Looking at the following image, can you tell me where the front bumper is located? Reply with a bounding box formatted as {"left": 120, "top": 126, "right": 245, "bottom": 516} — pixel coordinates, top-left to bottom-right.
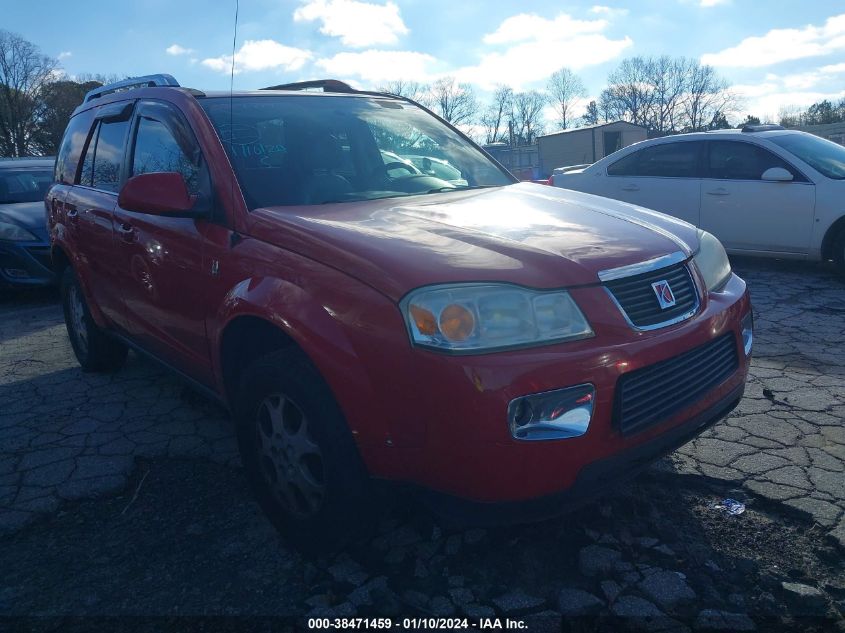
{"left": 377, "top": 272, "right": 751, "bottom": 502}
{"left": 0, "top": 239, "right": 55, "bottom": 287}
{"left": 425, "top": 381, "right": 744, "bottom": 525}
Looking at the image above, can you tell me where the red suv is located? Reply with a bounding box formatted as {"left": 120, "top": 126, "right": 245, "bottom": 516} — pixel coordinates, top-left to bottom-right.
{"left": 48, "top": 75, "right": 752, "bottom": 547}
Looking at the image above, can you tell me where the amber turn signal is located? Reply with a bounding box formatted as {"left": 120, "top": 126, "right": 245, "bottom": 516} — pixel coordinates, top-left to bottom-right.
{"left": 409, "top": 304, "right": 437, "bottom": 336}
{"left": 439, "top": 304, "right": 475, "bottom": 342}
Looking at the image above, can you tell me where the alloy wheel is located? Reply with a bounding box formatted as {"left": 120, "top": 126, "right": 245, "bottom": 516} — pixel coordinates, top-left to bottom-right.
{"left": 255, "top": 393, "right": 326, "bottom": 519}
{"left": 68, "top": 283, "right": 88, "bottom": 355}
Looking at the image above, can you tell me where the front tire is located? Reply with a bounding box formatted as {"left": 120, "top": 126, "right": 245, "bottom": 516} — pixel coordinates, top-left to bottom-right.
{"left": 235, "top": 349, "right": 374, "bottom": 551}
{"left": 833, "top": 228, "right": 845, "bottom": 275}
{"left": 61, "top": 267, "right": 127, "bottom": 372}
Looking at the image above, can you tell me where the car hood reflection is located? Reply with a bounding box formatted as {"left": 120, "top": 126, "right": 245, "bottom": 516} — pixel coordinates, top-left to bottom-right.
{"left": 250, "top": 183, "right": 700, "bottom": 300}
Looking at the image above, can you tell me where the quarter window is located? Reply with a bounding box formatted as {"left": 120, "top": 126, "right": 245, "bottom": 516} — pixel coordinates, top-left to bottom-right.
{"left": 607, "top": 142, "right": 703, "bottom": 178}
{"left": 55, "top": 112, "right": 95, "bottom": 185}
{"left": 707, "top": 141, "right": 801, "bottom": 181}
{"left": 78, "top": 125, "right": 97, "bottom": 187}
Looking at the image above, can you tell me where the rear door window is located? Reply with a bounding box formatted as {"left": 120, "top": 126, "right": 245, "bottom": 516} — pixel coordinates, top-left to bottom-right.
{"left": 92, "top": 120, "right": 129, "bottom": 192}
{"left": 608, "top": 142, "right": 704, "bottom": 178}
{"left": 77, "top": 119, "right": 130, "bottom": 192}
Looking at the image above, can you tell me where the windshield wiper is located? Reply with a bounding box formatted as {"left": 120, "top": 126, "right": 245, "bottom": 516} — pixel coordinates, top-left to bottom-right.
{"left": 426, "top": 184, "right": 503, "bottom": 194}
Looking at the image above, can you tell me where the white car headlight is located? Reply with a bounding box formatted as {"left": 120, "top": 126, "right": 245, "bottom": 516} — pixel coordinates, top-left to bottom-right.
{"left": 0, "top": 220, "right": 37, "bottom": 242}
{"left": 693, "top": 230, "right": 731, "bottom": 292}
{"left": 401, "top": 283, "right": 593, "bottom": 353}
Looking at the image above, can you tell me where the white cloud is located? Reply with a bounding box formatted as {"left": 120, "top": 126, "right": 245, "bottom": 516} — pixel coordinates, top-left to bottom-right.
{"left": 201, "top": 39, "right": 312, "bottom": 74}
{"left": 315, "top": 50, "right": 436, "bottom": 83}
{"left": 483, "top": 13, "right": 607, "bottom": 45}
{"left": 589, "top": 5, "right": 629, "bottom": 18}
{"left": 731, "top": 82, "right": 781, "bottom": 99}
{"left": 820, "top": 62, "right": 845, "bottom": 74}
{"left": 750, "top": 90, "right": 845, "bottom": 120}
{"left": 293, "top": 0, "right": 408, "bottom": 47}
{"left": 734, "top": 73, "right": 845, "bottom": 119}
{"left": 57, "top": 51, "right": 72, "bottom": 60}
{"left": 702, "top": 13, "right": 845, "bottom": 67}
{"left": 750, "top": 62, "right": 845, "bottom": 94}
{"left": 461, "top": 12, "right": 632, "bottom": 90}
{"left": 699, "top": 0, "right": 729, "bottom": 7}
{"left": 166, "top": 44, "right": 194, "bottom": 56}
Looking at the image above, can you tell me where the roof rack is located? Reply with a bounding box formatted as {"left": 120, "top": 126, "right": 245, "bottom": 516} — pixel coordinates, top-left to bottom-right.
{"left": 260, "top": 79, "right": 355, "bottom": 93}
{"left": 84, "top": 74, "right": 180, "bottom": 103}
{"left": 741, "top": 123, "right": 785, "bottom": 133}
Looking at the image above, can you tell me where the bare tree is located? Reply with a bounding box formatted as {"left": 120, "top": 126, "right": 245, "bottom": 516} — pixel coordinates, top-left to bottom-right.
{"left": 0, "top": 30, "right": 58, "bottom": 156}
{"left": 682, "top": 62, "right": 739, "bottom": 132}
{"left": 599, "top": 56, "right": 737, "bottom": 133}
{"left": 511, "top": 91, "right": 546, "bottom": 145}
{"left": 377, "top": 79, "right": 428, "bottom": 104}
{"left": 649, "top": 56, "right": 687, "bottom": 133}
{"left": 480, "top": 84, "right": 513, "bottom": 144}
{"left": 602, "top": 57, "right": 656, "bottom": 128}
{"left": 547, "top": 68, "right": 586, "bottom": 130}
{"left": 427, "top": 77, "right": 478, "bottom": 127}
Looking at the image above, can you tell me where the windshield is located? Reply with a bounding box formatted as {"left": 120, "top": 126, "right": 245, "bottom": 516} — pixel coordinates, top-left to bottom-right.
{"left": 768, "top": 133, "right": 845, "bottom": 180}
{"left": 199, "top": 95, "right": 512, "bottom": 208}
{"left": 0, "top": 169, "right": 53, "bottom": 204}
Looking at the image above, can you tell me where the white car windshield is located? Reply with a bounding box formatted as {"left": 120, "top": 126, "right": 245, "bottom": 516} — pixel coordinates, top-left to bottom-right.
{"left": 768, "top": 133, "right": 845, "bottom": 180}
{"left": 200, "top": 95, "right": 513, "bottom": 208}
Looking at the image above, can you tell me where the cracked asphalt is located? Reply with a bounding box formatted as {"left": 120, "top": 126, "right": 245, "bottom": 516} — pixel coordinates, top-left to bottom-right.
{"left": 1, "top": 257, "right": 843, "bottom": 630}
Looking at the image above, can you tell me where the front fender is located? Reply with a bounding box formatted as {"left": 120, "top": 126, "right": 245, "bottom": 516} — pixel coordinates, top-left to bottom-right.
{"left": 210, "top": 270, "right": 422, "bottom": 482}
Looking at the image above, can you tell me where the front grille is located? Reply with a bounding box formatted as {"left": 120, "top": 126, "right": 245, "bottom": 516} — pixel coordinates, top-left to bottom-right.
{"left": 605, "top": 262, "right": 698, "bottom": 328}
{"left": 614, "top": 333, "right": 739, "bottom": 436}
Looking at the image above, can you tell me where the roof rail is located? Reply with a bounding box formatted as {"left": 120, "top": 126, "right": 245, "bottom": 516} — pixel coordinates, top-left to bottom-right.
{"left": 261, "top": 79, "right": 355, "bottom": 93}
{"left": 84, "top": 74, "right": 180, "bottom": 103}
{"left": 741, "top": 123, "right": 785, "bottom": 133}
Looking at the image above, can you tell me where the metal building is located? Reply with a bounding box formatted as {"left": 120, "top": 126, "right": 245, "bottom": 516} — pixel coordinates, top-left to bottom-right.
{"left": 538, "top": 121, "right": 647, "bottom": 176}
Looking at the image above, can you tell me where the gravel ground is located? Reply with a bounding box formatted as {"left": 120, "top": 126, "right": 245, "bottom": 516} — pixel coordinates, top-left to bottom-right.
{"left": 1, "top": 257, "right": 844, "bottom": 631}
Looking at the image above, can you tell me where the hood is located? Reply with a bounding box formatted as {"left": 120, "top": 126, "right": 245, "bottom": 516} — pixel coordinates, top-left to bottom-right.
{"left": 248, "top": 183, "right": 700, "bottom": 301}
{"left": 0, "top": 201, "right": 48, "bottom": 237}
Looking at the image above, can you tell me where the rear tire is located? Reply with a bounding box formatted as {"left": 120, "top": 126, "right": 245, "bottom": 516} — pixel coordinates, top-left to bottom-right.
{"left": 234, "top": 348, "right": 375, "bottom": 552}
{"left": 61, "top": 267, "right": 127, "bottom": 372}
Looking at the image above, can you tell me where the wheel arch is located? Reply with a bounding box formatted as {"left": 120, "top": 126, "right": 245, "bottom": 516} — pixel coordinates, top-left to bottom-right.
{"left": 51, "top": 243, "right": 72, "bottom": 278}
{"left": 821, "top": 214, "right": 845, "bottom": 262}
{"left": 218, "top": 313, "right": 299, "bottom": 406}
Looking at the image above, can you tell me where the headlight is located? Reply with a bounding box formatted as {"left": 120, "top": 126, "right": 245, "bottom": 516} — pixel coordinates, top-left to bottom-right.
{"left": 0, "top": 220, "right": 37, "bottom": 242}
{"left": 693, "top": 230, "right": 731, "bottom": 292}
{"left": 401, "top": 283, "right": 593, "bottom": 353}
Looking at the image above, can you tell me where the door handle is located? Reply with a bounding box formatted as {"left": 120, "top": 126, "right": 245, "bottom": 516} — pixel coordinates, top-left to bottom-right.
{"left": 66, "top": 204, "right": 78, "bottom": 221}
{"left": 621, "top": 184, "right": 640, "bottom": 192}
{"left": 117, "top": 222, "right": 135, "bottom": 243}
{"left": 706, "top": 188, "right": 730, "bottom": 196}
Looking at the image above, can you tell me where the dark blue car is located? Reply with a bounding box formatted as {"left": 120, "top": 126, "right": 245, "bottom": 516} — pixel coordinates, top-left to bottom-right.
{"left": 0, "top": 157, "right": 55, "bottom": 288}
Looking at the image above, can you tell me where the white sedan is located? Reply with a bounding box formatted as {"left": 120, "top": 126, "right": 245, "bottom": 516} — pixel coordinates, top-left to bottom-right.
{"left": 551, "top": 125, "right": 845, "bottom": 272}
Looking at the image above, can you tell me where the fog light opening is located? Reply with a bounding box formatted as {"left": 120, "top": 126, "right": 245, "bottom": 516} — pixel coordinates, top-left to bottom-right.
{"left": 508, "top": 384, "right": 595, "bottom": 441}
{"left": 741, "top": 312, "right": 753, "bottom": 357}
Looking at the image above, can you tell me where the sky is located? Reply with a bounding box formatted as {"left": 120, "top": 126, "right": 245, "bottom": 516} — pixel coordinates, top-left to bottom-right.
{"left": 4, "top": 0, "right": 845, "bottom": 124}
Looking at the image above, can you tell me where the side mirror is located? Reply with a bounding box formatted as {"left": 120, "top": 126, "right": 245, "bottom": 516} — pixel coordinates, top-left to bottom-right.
{"left": 118, "top": 172, "right": 195, "bottom": 215}
{"left": 761, "top": 167, "right": 794, "bottom": 182}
